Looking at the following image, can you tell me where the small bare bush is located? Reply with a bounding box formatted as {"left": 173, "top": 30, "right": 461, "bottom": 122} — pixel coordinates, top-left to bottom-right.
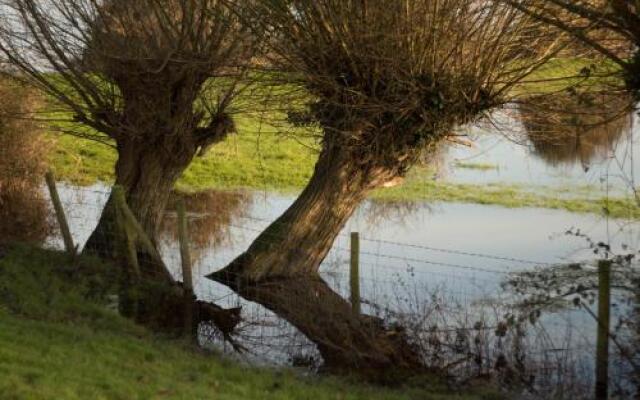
{"left": 0, "top": 77, "right": 52, "bottom": 244}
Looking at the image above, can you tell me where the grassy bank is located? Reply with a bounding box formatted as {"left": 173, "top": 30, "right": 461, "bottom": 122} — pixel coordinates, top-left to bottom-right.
{"left": 0, "top": 244, "right": 499, "bottom": 400}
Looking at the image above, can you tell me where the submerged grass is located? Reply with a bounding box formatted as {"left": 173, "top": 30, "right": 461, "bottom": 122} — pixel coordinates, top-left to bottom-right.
{"left": 0, "top": 244, "right": 500, "bottom": 400}
{"left": 51, "top": 130, "right": 640, "bottom": 219}
{"left": 452, "top": 162, "right": 498, "bottom": 171}
{"left": 375, "top": 176, "right": 640, "bottom": 219}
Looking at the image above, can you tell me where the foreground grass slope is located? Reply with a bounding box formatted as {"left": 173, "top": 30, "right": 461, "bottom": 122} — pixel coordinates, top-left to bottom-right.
{"left": 0, "top": 245, "right": 499, "bottom": 400}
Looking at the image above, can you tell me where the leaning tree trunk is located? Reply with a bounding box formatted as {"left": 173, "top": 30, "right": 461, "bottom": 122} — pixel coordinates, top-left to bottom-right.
{"left": 83, "top": 135, "right": 244, "bottom": 336}
{"left": 208, "top": 142, "right": 401, "bottom": 284}
{"left": 207, "top": 135, "right": 422, "bottom": 372}
{"left": 222, "top": 274, "right": 425, "bottom": 380}
{"left": 84, "top": 136, "right": 195, "bottom": 278}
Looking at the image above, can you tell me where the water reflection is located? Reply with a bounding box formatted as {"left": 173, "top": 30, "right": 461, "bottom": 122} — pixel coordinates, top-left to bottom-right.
{"left": 519, "top": 92, "right": 634, "bottom": 170}
{"left": 446, "top": 98, "right": 638, "bottom": 192}
{"left": 161, "top": 190, "right": 252, "bottom": 261}
{"left": 212, "top": 274, "right": 424, "bottom": 379}
{"left": 362, "top": 199, "right": 422, "bottom": 227}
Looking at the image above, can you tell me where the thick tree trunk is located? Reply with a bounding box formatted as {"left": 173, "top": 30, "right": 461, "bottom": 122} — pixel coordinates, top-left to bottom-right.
{"left": 220, "top": 275, "right": 424, "bottom": 380}
{"left": 81, "top": 135, "right": 246, "bottom": 338}
{"left": 208, "top": 143, "right": 399, "bottom": 283}
{"left": 204, "top": 134, "right": 424, "bottom": 373}
{"left": 84, "top": 137, "right": 195, "bottom": 279}
{"left": 206, "top": 142, "right": 421, "bottom": 377}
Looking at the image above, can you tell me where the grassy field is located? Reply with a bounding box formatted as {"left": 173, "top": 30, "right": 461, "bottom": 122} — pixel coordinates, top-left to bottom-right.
{"left": 50, "top": 118, "right": 640, "bottom": 219}
{"left": 0, "top": 244, "right": 500, "bottom": 400}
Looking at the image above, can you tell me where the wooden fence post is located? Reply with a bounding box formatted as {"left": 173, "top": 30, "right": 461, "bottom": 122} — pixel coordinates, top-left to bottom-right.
{"left": 177, "top": 198, "right": 194, "bottom": 336}
{"left": 350, "top": 232, "right": 361, "bottom": 314}
{"left": 111, "top": 186, "right": 140, "bottom": 318}
{"left": 45, "top": 171, "right": 75, "bottom": 255}
{"left": 112, "top": 186, "right": 140, "bottom": 279}
{"left": 112, "top": 191, "right": 174, "bottom": 284}
{"left": 595, "top": 259, "right": 611, "bottom": 400}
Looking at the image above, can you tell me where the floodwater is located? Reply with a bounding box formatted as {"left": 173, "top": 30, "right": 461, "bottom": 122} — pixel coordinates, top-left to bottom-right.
{"left": 40, "top": 97, "right": 640, "bottom": 396}
{"left": 445, "top": 103, "right": 640, "bottom": 197}
{"left": 47, "top": 183, "right": 639, "bottom": 392}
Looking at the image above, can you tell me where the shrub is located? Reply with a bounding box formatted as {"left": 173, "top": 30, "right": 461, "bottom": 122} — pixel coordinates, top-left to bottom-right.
{"left": 0, "top": 77, "right": 53, "bottom": 244}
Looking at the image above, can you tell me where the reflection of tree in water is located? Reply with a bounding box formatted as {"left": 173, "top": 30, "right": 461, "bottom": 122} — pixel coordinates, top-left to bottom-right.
{"left": 362, "top": 199, "right": 422, "bottom": 228}
{"left": 0, "top": 78, "right": 53, "bottom": 245}
{"left": 519, "top": 91, "right": 633, "bottom": 170}
{"left": 502, "top": 254, "right": 640, "bottom": 397}
{"left": 162, "top": 190, "right": 252, "bottom": 260}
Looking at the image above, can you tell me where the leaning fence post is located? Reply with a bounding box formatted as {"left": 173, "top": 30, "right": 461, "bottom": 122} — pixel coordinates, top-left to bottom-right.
{"left": 177, "top": 198, "right": 194, "bottom": 336}
{"left": 45, "top": 171, "right": 75, "bottom": 255}
{"left": 350, "top": 232, "right": 361, "bottom": 314}
{"left": 595, "top": 259, "right": 612, "bottom": 400}
{"left": 112, "top": 186, "right": 140, "bottom": 279}
{"left": 112, "top": 185, "right": 140, "bottom": 319}
{"left": 115, "top": 193, "right": 174, "bottom": 284}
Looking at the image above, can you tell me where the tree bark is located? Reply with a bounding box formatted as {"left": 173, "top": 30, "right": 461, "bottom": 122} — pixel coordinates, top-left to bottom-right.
{"left": 80, "top": 130, "right": 247, "bottom": 339}
{"left": 205, "top": 140, "right": 422, "bottom": 377}
{"left": 208, "top": 142, "right": 400, "bottom": 283}
{"left": 218, "top": 274, "right": 424, "bottom": 380}
{"left": 82, "top": 69, "right": 233, "bottom": 274}
{"left": 84, "top": 136, "right": 195, "bottom": 279}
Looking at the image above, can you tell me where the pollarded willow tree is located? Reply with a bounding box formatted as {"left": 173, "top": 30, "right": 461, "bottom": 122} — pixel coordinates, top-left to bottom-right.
{"left": 0, "top": 0, "right": 254, "bottom": 268}
{"left": 210, "top": 0, "right": 564, "bottom": 286}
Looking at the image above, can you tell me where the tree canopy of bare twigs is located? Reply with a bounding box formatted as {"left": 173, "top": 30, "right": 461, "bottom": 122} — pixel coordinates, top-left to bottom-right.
{"left": 252, "top": 0, "right": 564, "bottom": 173}
{"left": 0, "top": 0, "right": 252, "bottom": 145}
{"left": 501, "top": 0, "right": 640, "bottom": 98}
{"left": 0, "top": 0, "right": 256, "bottom": 261}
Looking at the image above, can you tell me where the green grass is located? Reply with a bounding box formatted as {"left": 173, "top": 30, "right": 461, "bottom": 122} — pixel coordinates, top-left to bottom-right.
{"left": 0, "top": 244, "right": 499, "bottom": 400}
{"left": 50, "top": 130, "right": 640, "bottom": 219}
{"left": 50, "top": 111, "right": 320, "bottom": 191}
{"left": 516, "top": 57, "right": 624, "bottom": 94}
{"left": 375, "top": 176, "right": 640, "bottom": 219}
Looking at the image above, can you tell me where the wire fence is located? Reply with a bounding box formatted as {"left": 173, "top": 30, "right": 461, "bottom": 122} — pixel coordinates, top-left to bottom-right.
{"left": 4, "top": 179, "right": 639, "bottom": 399}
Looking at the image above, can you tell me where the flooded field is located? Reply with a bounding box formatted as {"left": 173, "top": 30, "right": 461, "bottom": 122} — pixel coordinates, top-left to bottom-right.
{"left": 39, "top": 100, "right": 640, "bottom": 397}
{"left": 45, "top": 182, "right": 639, "bottom": 395}
{"left": 445, "top": 104, "right": 640, "bottom": 197}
